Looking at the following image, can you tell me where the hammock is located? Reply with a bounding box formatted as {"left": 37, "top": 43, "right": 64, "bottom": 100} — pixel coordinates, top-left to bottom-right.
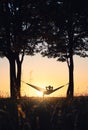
{"left": 22, "top": 81, "right": 68, "bottom": 95}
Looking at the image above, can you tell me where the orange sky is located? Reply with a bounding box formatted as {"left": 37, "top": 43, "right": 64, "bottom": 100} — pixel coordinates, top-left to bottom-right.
{"left": 0, "top": 54, "right": 88, "bottom": 97}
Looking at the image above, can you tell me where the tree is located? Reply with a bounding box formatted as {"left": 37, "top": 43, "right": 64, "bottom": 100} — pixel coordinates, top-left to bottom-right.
{"left": 0, "top": 0, "right": 42, "bottom": 99}
{"left": 39, "top": 0, "right": 88, "bottom": 97}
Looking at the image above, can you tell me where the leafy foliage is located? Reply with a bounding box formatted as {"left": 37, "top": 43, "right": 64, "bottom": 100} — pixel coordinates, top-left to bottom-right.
{"left": 0, "top": 0, "right": 43, "bottom": 58}
{"left": 40, "top": 0, "right": 88, "bottom": 60}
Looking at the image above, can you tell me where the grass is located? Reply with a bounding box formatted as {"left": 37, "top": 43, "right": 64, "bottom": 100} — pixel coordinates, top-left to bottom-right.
{"left": 0, "top": 96, "right": 88, "bottom": 130}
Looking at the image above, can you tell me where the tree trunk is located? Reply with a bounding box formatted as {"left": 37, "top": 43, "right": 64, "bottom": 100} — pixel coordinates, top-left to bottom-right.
{"left": 15, "top": 53, "right": 24, "bottom": 98}
{"left": 9, "top": 58, "right": 17, "bottom": 99}
{"left": 67, "top": 16, "right": 74, "bottom": 98}
{"left": 16, "top": 59, "right": 22, "bottom": 98}
{"left": 67, "top": 55, "right": 74, "bottom": 98}
{"left": 8, "top": 52, "right": 24, "bottom": 99}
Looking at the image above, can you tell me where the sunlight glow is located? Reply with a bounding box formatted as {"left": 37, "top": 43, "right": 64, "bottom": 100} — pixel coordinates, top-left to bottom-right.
{"left": 0, "top": 54, "right": 88, "bottom": 97}
{"left": 37, "top": 91, "right": 43, "bottom": 97}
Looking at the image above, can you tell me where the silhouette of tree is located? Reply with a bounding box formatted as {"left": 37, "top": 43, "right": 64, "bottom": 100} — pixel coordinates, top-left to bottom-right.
{"left": 0, "top": 0, "right": 43, "bottom": 99}
{"left": 40, "top": 0, "right": 88, "bottom": 97}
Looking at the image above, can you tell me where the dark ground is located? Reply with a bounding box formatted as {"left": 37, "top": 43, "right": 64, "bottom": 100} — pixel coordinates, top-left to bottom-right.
{"left": 0, "top": 96, "right": 88, "bottom": 130}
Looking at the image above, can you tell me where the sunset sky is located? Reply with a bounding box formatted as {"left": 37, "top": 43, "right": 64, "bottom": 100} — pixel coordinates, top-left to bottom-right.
{"left": 0, "top": 54, "right": 88, "bottom": 97}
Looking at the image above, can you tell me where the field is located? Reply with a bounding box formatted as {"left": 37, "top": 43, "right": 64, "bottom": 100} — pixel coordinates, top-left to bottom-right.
{"left": 0, "top": 96, "right": 88, "bottom": 130}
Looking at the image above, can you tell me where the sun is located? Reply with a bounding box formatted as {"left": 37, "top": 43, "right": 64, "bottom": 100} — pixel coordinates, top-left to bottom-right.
{"left": 37, "top": 91, "right": 43, "bottom": 97}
